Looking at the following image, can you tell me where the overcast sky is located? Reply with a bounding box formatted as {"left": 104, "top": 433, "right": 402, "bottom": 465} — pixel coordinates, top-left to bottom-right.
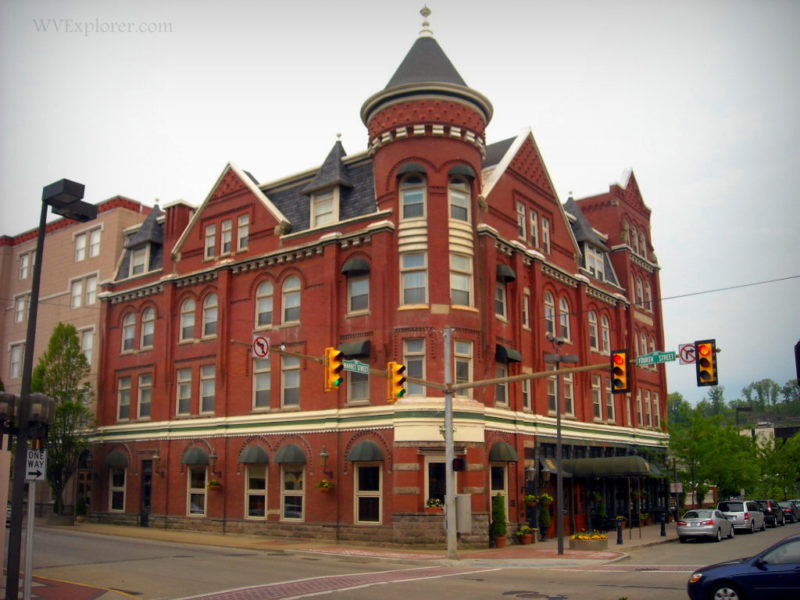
{"left": 2, "top": 0, "right": 798, "bottom": 405}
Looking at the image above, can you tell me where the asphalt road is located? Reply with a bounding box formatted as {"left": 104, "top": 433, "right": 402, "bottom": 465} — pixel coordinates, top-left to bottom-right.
{"left": 22, "top": 521, "right": 800, "bottom": 600}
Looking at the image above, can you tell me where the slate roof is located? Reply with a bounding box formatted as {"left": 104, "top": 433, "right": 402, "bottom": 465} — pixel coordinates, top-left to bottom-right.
{"left": 564, "top": 197, "right": 608, "bottom": 251}
{"left": 483, "top": 137, "right": 515, "bottom": 169}
{"left": 300, "top": 140, "right": 353, "bottom": 194}
{"left": 124, "top": 205, "right": 164, "bottom": 248}
{"left": 116, "top": 205, "right": 164, "bottom": 280}
{"left": 385, "top": 36, "right": 467, "bottom": 88}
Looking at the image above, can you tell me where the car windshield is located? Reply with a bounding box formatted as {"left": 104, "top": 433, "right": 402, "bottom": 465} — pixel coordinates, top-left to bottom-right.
{"left": 718, "top": 502, "right": 743, "bottom": 512}
{"left": 779, "top": 502, "right": 793, "bottom": 508}
{"left": 683, "top": 510, "right": 712, "bottom": 519}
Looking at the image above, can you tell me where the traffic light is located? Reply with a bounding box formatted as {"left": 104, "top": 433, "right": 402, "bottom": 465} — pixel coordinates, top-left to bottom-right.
{"left": 386, "top": 361, "right": 407, "bottom": 402}
{"left": 452, "top": 457, "right": 466, "bottom": 472}
{"left": 323, "top": 346, "right": 344, "bottom": 391}
{"left": 695, "top": 339, "right": 718, "bottom": 387}
{"left": 610, "top": 349, "right": 630, "bottom": 394}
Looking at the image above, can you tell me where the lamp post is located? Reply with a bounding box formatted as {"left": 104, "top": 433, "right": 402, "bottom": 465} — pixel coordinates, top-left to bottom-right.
{"left": 5, "top": 179, "right": 96, "bottom": 600}
{"left": 544, "top": 336, "right": 578, "bottom": 556}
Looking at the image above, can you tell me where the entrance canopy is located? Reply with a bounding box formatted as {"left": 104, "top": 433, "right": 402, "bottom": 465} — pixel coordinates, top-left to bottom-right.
{"left": 561, "top": 456, "right": 662, "bottom": 477}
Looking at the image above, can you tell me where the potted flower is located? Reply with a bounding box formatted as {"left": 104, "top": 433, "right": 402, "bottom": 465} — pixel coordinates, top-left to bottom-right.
{"left": 569, "top": 530, "right": 608, "bottom": 551}
{"left": 490, "top": 494, "right": 508, "bottom": 548}
{"left": 207, "top": 479, "right": 222, "bottom": 490}
{"left": 538, "top": 492, "right": 553, "bottom": 505}
{"left": 523, "top": 494, "right": 538, "bottom": 507}
{"left": 639, "top": 512, "right": 650, "bottom": 525}
{"left": 590, "top": 491, "right": 603, "bottom": 504}
{"left": 538, "top": 501, "right": 551, "bottom": 540}
{"left": 517, "top": 524, "right": 534, "bottom": 545}
{"left": 315, "top": 479, "right": 335, "bottom": 492}
{"left": 425, "top": 498, "right": 444, "bottom": 513}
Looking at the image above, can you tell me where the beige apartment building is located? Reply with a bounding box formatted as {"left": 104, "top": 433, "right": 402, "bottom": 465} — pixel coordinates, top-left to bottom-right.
{"left": 1, "top": 196, "right": 151, "bottom": 401}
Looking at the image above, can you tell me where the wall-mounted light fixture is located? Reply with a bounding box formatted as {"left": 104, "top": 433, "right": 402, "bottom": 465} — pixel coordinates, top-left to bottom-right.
{"left": 319, "top": 446, "right": 333, "bottom": 479}
{"left": 208, "top": 451, "right": 221, "bottom": 476}
{"left": 152, "top": 451, "right": 165, "bottom": 477}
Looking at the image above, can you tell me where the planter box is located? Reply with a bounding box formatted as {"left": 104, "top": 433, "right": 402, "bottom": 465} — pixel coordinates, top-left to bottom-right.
{"left": 568, "top": 537, "right": 608, "bottom": 551}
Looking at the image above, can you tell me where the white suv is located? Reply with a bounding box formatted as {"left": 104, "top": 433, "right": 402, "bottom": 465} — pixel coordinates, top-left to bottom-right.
{"left": 717, "top": 500, "right": 765, "bottom": 533}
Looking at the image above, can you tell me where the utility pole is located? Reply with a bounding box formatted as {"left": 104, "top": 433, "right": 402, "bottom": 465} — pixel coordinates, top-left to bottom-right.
{"left": 443, "top": 328, "right": 457, "bottom": 559}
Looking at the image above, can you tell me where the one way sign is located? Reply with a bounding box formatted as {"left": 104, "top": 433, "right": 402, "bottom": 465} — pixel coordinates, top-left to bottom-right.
{"left": 26, "top": 449, "right": 47, "bottom": 481}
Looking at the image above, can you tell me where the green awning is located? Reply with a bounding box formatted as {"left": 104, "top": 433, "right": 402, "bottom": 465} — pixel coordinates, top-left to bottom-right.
{"left": 561, "top": 456, "right": 662, "bottom": 477}
{"left": 181, "top": 447, "right": 209, "bottom": 466}
{"left": 348, "top": 440, "right": 384, "bottom": 462}
{"left": 341, "top": 257, "right": 370, "bottom": 276}
{"left": 489, "top": 441, "right": 518, "bottom": 462}
{"left": 496, "top": 264, "right": 516, "bottom": 282}
{"left": 449, "top": 164, "right": 476, "bottom": 178}
{"left": 397, "top": 162, "right": 426, "bottom": 175}
{"left": 539, "top": 457, "right": 572, "bottom": 477}
{"left": 104, "top": 450, "right": 129, "bottom": 468}
{"left": 339, "top": 340, "right": 371, "bottom": 357}
{"left": 275, "top": 443, "right": 306, "bottom": 464}
{"left": 239, "top": 445, "right": 269, "bottom": 464}
{"left": 495, "top": 344, "right": 522, "bottom": 363}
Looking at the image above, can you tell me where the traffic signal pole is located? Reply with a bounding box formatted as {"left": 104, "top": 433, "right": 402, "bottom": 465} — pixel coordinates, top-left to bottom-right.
{"left": 442, "top": 328, "right": 457, "bottom": 559}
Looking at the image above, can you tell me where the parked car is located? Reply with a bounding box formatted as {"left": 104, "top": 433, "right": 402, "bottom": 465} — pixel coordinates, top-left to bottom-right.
{"left": 687, "top": 533, "right": 800, "bottom": 600}
{"left": 717, "top": 500, "right": 765, "bottom": 533}
{"left": 756, "top": 499, "right": 786, "bottom": 527}
{"left": 779, "top": 501, "right": 800, "bottom": 523}
{"left": 677, "top": 508, "right": 734, "bottom": 543}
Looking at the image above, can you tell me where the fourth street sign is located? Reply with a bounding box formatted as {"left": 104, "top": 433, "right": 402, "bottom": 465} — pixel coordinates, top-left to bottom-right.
{"left": 635, "top": 351, "right": 677, "bottom": 367}
{"left": 26, "top": 448, "right": 47, "bottom": 481}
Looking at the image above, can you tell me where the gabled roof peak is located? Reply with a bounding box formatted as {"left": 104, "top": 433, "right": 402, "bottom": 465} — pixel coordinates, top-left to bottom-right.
{"left": 301, "top": 136, "right": 353, "bottom": 194}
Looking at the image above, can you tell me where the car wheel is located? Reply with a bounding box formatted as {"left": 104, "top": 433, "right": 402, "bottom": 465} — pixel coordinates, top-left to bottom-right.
{"left": 750, "top": 521, "right": 755, "bottom": 533}
{"left": 728, "top": 526, "right": 734, "bottom": 539}
{"left": 715, "top": 528, "right": 722, "bottom": 542}
{"left": 761, "top": 520, "right": 766, "bottom": 531}
{"left": 710, "top": 582, "right": 742, "bottom": 600}
{"left": 679, "top": 536, "right": 687, "bottom": 543}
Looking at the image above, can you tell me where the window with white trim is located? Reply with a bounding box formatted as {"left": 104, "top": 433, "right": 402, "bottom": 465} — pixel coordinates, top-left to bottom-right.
{"left": 188, "top": 466, "right": 206, "bottom": 516}
{"left": 454, "top": 340, "right": 472, "bottom": 398}
{"left": 256, "top": 281, "right": 273, "bottom": 326}
{"left": 522, "top": 376, "right": 531, "bottom": 410}
{"left": 18, "top": 251, "right": 32, "bottom": 279}
{"left": 204, "top": 224, "right": 216, "bottom": 259}
{"left": 601, "top": 315, "right": 610, "bottom": 354}
{"left": 282, "top": 276, "right": 301, "bottom": 323}
{"left": 281, "top": 355, "right": 300, "bottom": 407}
{"left": 89, "top": 227, "right": 101, "bottom": 257}
{"left": 180, "top": 298, "right": 196, "bottom": 341}
{"left": 558, "top": 297, "right": 571, "bottom": 340}
{"left": 449, "top": 177, "right": 470, "bottom": 222}
{"left": 70, "top": 279, "right": 83, "bottom": 308}
{"left": 450, "top": 253, "right": 472, "bottom": 306}
{"left": 130, "top": 247, "right": 147, "bottom": 276}
{"left": 221, "top": 219, "right": 233, "bottom": 254}
{"left": 176, "top": 367, "right": 192, "bottom": 415}
{"left": 495, "top": 362, "right": 508, "bottom": 405}
{"left": 635, "top": 277, "right": 644, "bottom": 307}
{"left": 246, "top": 464, "right": 267, "bottom": 518}
{"left": 253, "top": 357, "right": 271, "bottom": 409}
{"left": 311, "top": 189, "right": 336, "bottom": 227}
{"left": 547, "top": 364, "right": 557, "bottom": 412}
{"left": 69, "top": 275, "right": 97, "bottom": 308}
{"left": 495, "top": 280, "right": 507, "bottom": 319}
{"left": 644, "top": 282, "right": 653, "bottom": 311}
{"left": 653, "top": 393, "right": 661, "bottom": 428}
{"left": 237, "top": 214, "right": 250, "bottom": 251}
{"left": 522, "top": 290, "right": 531, "bottom": 329}
{"left": 544, "top": 292, "right": 555, "bottom": 337}
{"left": 516, "top": 201, "right": 526, "bottom": 239}
{"left": 529, "top": 210, "right": 539, "bottom": 247}
{"left": 281, "top": 465, "right": 304, "bottom": 520}
{"left": 605, "top": 378, "right": 615, "bottom": 422}
{"left": 200, "top": 365, "right": 215, "bottom": 413}
{"left": 140, "top": 307, "right": 155, "bottom": 348}
{"left": 355, "top": 464, "right": 381, "bottom": 523}
{"left": 542, "top": 217, "right": 551, "bottom": 253}
{"left": 645, "top": 390, "right": 652, "bottom": 427}
{"left": 75, "top": 231, "right": 87, "bottom": 261}
{"left": 203, "top": 294, "right": 218, "bottom": 336}
{"left": 404, "top": 338, "right": 425, "bottom": 396}
{"left": 400, "top": 174, "right": 425, "bottom": 219}
{"left": 138, "top": 373, "right": 152, "bottom": 419}
{"left": 109, "top": 467, "right": 126, "bottom": 511}
{"left": 588, "top": 311, "right": 598, "bottom": 350}
{"left": 585, "top": 245, "right": 605, "bottom": 280}
{"left": 117, "top": 376, "right": 131, "bottom": 420}
{"left": 9, "top": 344, "right": 23, "bottom": 379}
{"left": 348, "top": 275, "right": 369, "bottom": 313}
{"left": 14, "top": 295, "right": 27, "bottom": 323}
{"left": 592, "top": 375, "right": 602, "bottom": 420}
{"left": 636, "top": 390, "right": 643, "bottom": 426}
{"left": 80, "top": 329, "right": 93, "bottom": 364}
{"left": 348, "top": 369, "right": 369, "bottom": 403}
{"left": 400, "top": 252, "right": 427, "bottom": 305}
{"left": 564, "top": 372, "right": 574, "bottom": 415}
{"left": 121, "top": 313, "right": 135, "bottom": 352}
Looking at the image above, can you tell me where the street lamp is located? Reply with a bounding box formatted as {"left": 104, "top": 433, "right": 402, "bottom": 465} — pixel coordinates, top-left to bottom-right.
{"left": 5, "top": 179, "right": 96, "bottom": 600}
{"left": 544, "top": 336, "right": 578, "bottom": 556}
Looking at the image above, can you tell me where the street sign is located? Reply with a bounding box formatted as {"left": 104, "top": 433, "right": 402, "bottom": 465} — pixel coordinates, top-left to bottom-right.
{"left": 26, "top": 449, "right": 47, "bottom": 481}
{"left": 678, "top": 343, "right": 697, "bottom": 364}
{"left": 343, "top": 359, "right": 369, "bottom": 375}
{"left": 252, "top": 335, "right": 270, "bottom": 359}
{"left": 635, "top": 351, "right": 677, "bottom": 366}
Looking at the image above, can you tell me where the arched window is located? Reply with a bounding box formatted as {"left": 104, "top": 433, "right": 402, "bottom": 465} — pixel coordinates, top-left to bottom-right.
{"left": 282, "top": 276, "right": 301, "bottom": 323}
{"left": 640, "top": 332, "right": 648, "bottom": 358}
{"left": 544, "top": 292, "right": 555, "bottom": 337}
{"left": 256, "top": 281, "right": 273, "bottom": 327}
{"left": 559, "top": 297, "right": 571, "bottom": 340}
{"left": 635, "top": 277, "right": 644, "bottom": 307}
{"left": 140, "top": 307, "right": 155, "bottom": 348}
{"left": 180, "top": 298, "right": 196, "bottom": 341}
{"left": 631, "top": 225, "right": 639, "bottom": 254}
{"left": 588, "top": 311, "right": 598, "bottom": 350}
{"left": 448, "top": 176, "right": 470, "bottom": 222}
{"left": 639, "top": 232, "right": 647, "bottom": 258}
{"left": 601, "top": 315, "right": 610, "bottom": 353}
{"left": 203, "top": 293, "right": 218, "bottom": 336}
{"left": 121, "top": 312, "right": 135, "bottom": 351}
{"left": 400, "top": 174, "right": 425, "bottom": 219}
{"left": 644, "top": 282, "right": 653, "bottom": 311}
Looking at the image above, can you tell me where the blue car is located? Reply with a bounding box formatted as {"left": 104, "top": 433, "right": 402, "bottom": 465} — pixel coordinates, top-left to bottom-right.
{"left": 687, "top": 533, "right": 800, "bottom": 599}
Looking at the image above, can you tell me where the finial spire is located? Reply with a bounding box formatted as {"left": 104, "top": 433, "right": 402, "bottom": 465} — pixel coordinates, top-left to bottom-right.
{"left": 419, "top": 5, "right": 433, "bottom": 37}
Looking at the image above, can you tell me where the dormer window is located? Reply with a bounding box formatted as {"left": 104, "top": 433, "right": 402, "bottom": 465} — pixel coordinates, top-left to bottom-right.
{"left": 130, "top": 247, "right": 148, "bottom": 276}
{"left": 585, "top": 245, "right": 605, "bottom": 280}
{"left": 311, "top": 189, "right": 336, "bottom": 227}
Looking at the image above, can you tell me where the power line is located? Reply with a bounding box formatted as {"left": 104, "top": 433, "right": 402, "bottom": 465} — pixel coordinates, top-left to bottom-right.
{"left": 660, "top": 275, "right": 800, "bottom": 302}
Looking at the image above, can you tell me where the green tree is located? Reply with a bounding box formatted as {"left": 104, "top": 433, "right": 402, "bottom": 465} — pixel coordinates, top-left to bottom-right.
{"left": 667, "top": 392, "right": 692, "bottom": 429}
{"left": 32, "top": 323, "right": 93, "bottom": 515}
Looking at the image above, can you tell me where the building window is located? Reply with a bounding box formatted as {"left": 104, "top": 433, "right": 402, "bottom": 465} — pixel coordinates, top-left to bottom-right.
{"left": 80, "top": 329, "right": 93, "bottom": 364}
{"left": 140, "top": 307, "right": 155, "bottom": 348}
{"left": 450, "top": 254, "right": 472, "bottom": 306}
{"left": 256, "top": 281, "right": 273, "bottom": 326}
{"left": 138, "top": 373, "right": 152, "bottom": 419}
{"left": 117, "top": 376, "right": 131, "bottom": 421}
{"left": 14, "top": 295, "right": 27, "bottom": 323}
{"left": 606, "top": 378, "right": 615, "bottom": 422}
{"left": 645, "top": 390, "right": 652, "bottom": 427}
{"left": 558, "top": 297, "right": 571, "bottom": 341}
{"left": 311, "top": 189, "right": 336, "bottom": 227}
{"left": 635, "top": 277, "right": 644, "bottom": 307}
{"left": 495, "top": 363, "right": 508, "bottom": 405}
{"left": 592, "top": 375, "right": 602, "bottom": 420}
{"left": 516, "top": 201, "right": 526, "bottom": 239}
{"left": 70, "top": 275, "right": 97, "bottom": 307}
{"left": 237, "top": 214, "right": 250, "bottom": 251}
{"left": 121, "top": 313, "right": 136, "bottom": 352}
{"left": 282, "top": 276, "right": 301, "bottom": 323}
{"left": 202, "top": 294, "right": 218, "bottom": 336}
{"left": 109, "top": 468, "right": 126, "bottom": 511}
{"left": 188, "top": 466, "right": 206, "bottom": 516}
{"left": 355, "top": 464, "right": 381, "bottom": 523}
{"left": 18, "top": 252, "right": 32, "bottom": 279}
{"left": 529, "top": 210, "right": 539, "bottom": 247}
{"left": 601, "top": 315, "right": 610, "bottom": 354}
{"left": 176, "top": 368, "right": 192, "bottom": 415}
{"left": 654, "top": 393, "right": 661, "bottom": 428}
{"left": 253, "top": 358, "right": 271, "bottom": 409}
{"left": 544, "top": 292, "right": 555, "bottom": 337}
{"left": 70, "top": 279, "right": 83, "bottom": 308}
{"left": 490, "top": 464, "right": 508, "bottom": 518}
{"left": 180, "top": 298, "right": 196, "bottom": 341}
{"left": 204, "top": 224, "right": 216, "bottom": 259}
{"left": 400, "top": 252, "right": 427, "bottom": 305}
{"left": 348, "top": 370, "right": 369, "bottom": 403}
{"left": 130, "top": 247, "right": 147, "bottom": 276}
{"left": 454, "top": 340, "right": 472, "bottom": 398}
{"left": 522, "top": 290, "right": 531, "bottom": 329}
{"left": 644, "top": 282, "right": 653, "bottom": 311}
{"left": 542, "top": 217, "right": 551, "bottom": 253}
{"left": 348, "top": 275, "right": 369, "bottom": 313}
{"left": 636, "top": 390, "right": 643, "bottom": 426}
{"left": 246, "top": 464, "right": 267, "bottom": 518}
{"left": 547, "top": 364, "right": 556, "bottom": 412}
{"left": 449, "top": 177, "right": 470, "bottom": 222}
{"left": 220, "top": 219, "right": 233, "bottom": 254}
{"left": 281, "top": 465, "right": 304, "bottom": 520}
{"left": 200, "top": 365, "right": 215, "bottom": 413}
{"left": 427, "top": 460, "right": 446, "bottom": 505}
{"left": 9, "top": 344, "right": 23, "bottom": 379}
{"left": 585, "top": 245, "right": 605, "bottom": 280}
{"left": 563, "top": 372, "right": 574, "bottom": 415}
{"left": 281, "top": 355, "right": 300, "bottom": 406}
{"left": 495, "top": 281, "right": 507, "bottom": 319}
{"left": 75, "top": 232, "right": 87, "bottom": 261}
{"left": 89, "top": 228, "right": 101, "bottom": 257}
{"left": 404, "top": 338, "right": 425, "bottom": 396}
{"left": 588, "top": 311, "right": 598, "bottom": 350}
{"left": 400, "top": 174, "right": 425, "bottom": 219}
{"left": 522, "top": 376, "right": 531, "bottom": 410}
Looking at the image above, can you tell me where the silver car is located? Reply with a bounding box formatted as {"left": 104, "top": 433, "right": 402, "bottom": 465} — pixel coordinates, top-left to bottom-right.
{"left": 717, "top": 500, "right": 765, "bottom": 533}
{"left": 677, "top": 508, "right": 735, "bottom": 543}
